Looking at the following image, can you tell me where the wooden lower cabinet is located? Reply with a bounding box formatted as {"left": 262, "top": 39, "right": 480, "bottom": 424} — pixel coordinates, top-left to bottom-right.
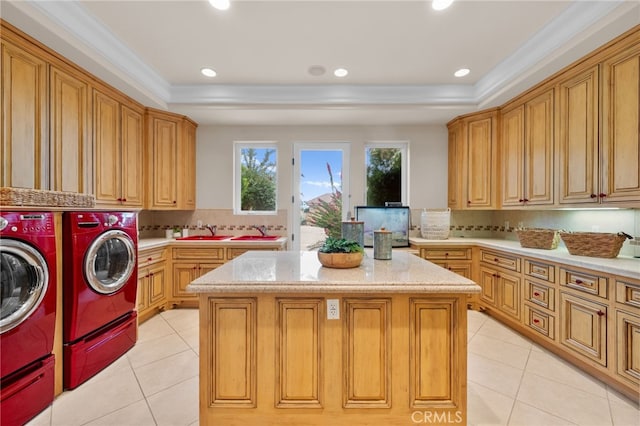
{"left": 478, "top": 264, "right": 521, "bottom": 321}
{"left": 199, "top": 294, "right": 467, "bottom": 425}
{"left": 615, "top": 310, "right": 640, "bottom": 388}
{"left": 137, "top": 248, "right": 168, "bottom": 323}
{"left": 172, "top": 262, "right": 222, "bottom": 303}
{"left": 559, "top": 291, "right": 608, "bottom": 366}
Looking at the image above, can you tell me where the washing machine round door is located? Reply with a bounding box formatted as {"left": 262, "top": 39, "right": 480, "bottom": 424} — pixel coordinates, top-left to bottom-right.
{"left": 0, "top": 240, "right": 48, "bottom": 334}
{"left": 84, "top": 230, "right": 136, "bottom": 295}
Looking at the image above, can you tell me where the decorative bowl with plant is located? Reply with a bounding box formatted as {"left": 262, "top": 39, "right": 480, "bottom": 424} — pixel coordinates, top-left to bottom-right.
{"left": 317, "top": 237, "right": 364, "bottom": 269}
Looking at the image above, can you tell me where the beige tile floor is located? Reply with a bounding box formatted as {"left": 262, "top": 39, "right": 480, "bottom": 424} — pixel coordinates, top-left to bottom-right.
{"left": 28, "top": 309, "right": 639, "bottom": 426}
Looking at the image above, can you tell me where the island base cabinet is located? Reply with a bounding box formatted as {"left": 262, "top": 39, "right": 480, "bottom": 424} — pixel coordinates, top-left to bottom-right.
{"left": 198, "top": 293, "right": 468, "bottom": 426}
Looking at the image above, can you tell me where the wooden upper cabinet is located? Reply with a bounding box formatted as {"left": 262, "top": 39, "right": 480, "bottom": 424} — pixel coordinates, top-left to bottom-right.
{"left": 1, "top": 39, "right": 48, "bottom": 189}
{"left": 93, "top": 88, "right": 144, "bottom": 207}
{"left": 501, "top": 105, "right": 525, "bottom": 207}
{"left": 145, "top": 108, "right": 197, "bottom": 210}
{"left": 558, "top": 65, "right": 600, "bottom": 205}
{"left": 146, "top": 109, "right": 179, "bottom": 209}
{"left": 600, "top": 40, "right": 640, "bottom": 204}
{"left": 50, "top": 65, "right": 90, "bottom": 194}
{"left": 180, "top": 118, "right": 197, "bottom": 209}
{"left": 464, "top": 110, "right": 498, "bottom": 209}
{"left": 501, "top": 88, "right": 554, "bottom": 208}
{"left": 524, "top": 89, "right": 554, "bottom": 206}
{"left": 447, "top": 119, "right": 464, "bottom": 209}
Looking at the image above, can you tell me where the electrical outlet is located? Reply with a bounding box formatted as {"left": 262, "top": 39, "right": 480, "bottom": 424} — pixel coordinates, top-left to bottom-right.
{"left": 196, "top": 220, "right": 203, "bottom": 229}
{"left": 504, "top": 221, "right": 509, "bottom": 230}
{"left": 327, "top": 299, "right": 340, "bottom": 320}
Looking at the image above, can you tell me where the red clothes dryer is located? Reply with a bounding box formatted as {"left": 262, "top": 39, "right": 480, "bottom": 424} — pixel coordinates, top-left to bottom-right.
{"left": 0, "top": 212, "right": 57, "bottom": 426}
{"left": 62, "top": 212, "right": 138, "bottom": 390}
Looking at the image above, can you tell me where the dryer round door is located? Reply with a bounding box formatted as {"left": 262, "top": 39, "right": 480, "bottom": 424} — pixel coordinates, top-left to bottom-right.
{"left": 0, "top": 240, "right": 49, "bottom": 334}
{"left": 84, "top": 230, "right": 136, "bottom": 295}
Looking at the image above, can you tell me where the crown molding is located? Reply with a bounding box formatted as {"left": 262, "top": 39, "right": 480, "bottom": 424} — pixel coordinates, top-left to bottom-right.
{"left": 9, "top": 0, "right": 637, "bottom": 110}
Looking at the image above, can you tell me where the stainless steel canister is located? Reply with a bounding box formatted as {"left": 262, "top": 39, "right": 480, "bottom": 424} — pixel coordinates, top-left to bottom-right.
{"left": 373, "top": 228, "right": 392, "bottom": 260}
{"left": 341, "top": 218, "right": 364, "bottom": 248}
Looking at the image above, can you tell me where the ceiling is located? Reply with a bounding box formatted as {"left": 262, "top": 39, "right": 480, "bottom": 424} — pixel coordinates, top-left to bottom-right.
{"left": 2, "top": 0, "right": 639, "bottom": 126}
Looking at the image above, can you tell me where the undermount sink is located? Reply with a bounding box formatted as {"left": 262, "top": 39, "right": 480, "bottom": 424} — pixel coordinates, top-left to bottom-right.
{"left": 230, "top": 235, "right": 280, "bottom": 241}
{"left": 176, "top": 235, "right": 232, "bottom": 241}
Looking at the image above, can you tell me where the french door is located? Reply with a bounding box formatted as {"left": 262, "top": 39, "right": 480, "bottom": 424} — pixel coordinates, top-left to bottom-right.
{"left": 291, "top": 142, "right": 350, "bottom": 251}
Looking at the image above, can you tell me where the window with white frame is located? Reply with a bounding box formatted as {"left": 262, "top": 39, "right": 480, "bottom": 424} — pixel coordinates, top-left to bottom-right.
{"left": 234, "top": 141, "right": 278, "bottom": 214}
{"left": 365, "top": 142, "right": 408, "bottom": 206}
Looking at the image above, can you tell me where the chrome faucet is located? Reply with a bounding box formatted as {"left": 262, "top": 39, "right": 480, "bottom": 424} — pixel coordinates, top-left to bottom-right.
{"left": 205, "top": 224, "right": 217, "bottom": 236}
{"left": 252, "top": 225, "right": 268, "bottom": 236}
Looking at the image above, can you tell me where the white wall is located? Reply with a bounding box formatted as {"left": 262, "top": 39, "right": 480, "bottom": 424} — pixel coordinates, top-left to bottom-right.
{"left": 195, "top": 124, "right": 449, "bottom": 213}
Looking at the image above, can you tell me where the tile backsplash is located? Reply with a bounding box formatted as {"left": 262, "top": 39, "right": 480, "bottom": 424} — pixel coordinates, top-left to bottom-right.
{"left": 138, "top": 209, "right": 288, "bottom": 239}
{"left": 411, "top": 208, "right": 639, "bottom": 257}
{"left": 141, "top": 208, "right": 639, "bottom": 257}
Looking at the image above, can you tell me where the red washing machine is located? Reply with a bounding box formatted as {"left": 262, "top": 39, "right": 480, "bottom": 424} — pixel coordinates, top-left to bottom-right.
{"left": 63, "top": 211, "right": 138, "bottom": 390}
{"left": 0, "top": 212, "right": 57, "bottom": 426}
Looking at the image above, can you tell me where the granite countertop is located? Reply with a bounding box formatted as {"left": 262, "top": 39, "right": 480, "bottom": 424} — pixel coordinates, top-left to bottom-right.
{"left": 187, "top": 250, "right": 481, "bottom": 294}
{"left": 409, "top": 237, "right": 639, "bottom": 280}
{"left": 138, "top": 236, "right": 288, "bottom": 250}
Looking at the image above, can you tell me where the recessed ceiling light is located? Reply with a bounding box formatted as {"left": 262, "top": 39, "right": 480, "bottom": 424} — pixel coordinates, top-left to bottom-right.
{"left": 208, "top": 0, "right": 230, "bottom": 11}
{"left": 454, "top": 68, "right": 470, "bottom": 77}
{"left": 201, "top": 67, "right": 217, "bottom": 77}
{"left": 432, "top": 0, "right": 454, "bottom": 11}
{"left": 334, "top": 68, "right": 348, "bottom": 78}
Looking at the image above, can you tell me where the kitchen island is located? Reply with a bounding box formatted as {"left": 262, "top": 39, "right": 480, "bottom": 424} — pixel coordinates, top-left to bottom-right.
{"left": 188, "top": 250, "right": 480, "bottom": 426}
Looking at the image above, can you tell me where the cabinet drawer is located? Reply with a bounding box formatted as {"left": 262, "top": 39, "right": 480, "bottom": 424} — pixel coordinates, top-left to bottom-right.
{"left": 421, "top": 247, "right": 471, "bottom": 260}
{"left": 138, "top": 248, "right": 167, "bottom": 267}
{"left": 173, "top": 247, "right": 225, "bottom": 261}
{"left": 523, "top": 259, "right": 555, "bottom": 283}
{"left": 480, "top": 250, "right": 520, "bottom": 272}
{"left": 523, "top": 304, "right": 555, "bottom": 340}
{"left": 559, "top": 267, "right": 608, "bottom": 299}
{"left": 525, "top": 280, "right": 555, "bottom": 312}
{"left": 615, "top": 279, "right": 640, "bottom": 310}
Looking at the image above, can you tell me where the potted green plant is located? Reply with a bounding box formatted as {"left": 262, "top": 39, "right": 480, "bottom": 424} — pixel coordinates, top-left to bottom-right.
{"left": 317, "top": 237, "right": 364, "bottom": 269}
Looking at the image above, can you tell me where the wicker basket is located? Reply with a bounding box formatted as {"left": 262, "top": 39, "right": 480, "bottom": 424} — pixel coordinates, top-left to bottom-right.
{"left": 516, "top": 228, "right": 560, "bottom": 250}
{"left": 0, "top": 187, "right": 95, "bottom": 208}
{"left": 559, "top": 231, "right": 632, "bottom": 258}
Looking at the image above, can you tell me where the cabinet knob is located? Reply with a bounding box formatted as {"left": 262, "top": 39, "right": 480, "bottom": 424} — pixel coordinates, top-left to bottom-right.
{"left": 148, "top": 257, "right": 153, "bottom": 261}
{"left": 533, "top": 292, "right": 540, "bottom": 297}
{"left": 494, "top": 258, "right": 499, "bottom": 262}
{"left": 173, "top": 200, "right": 177, "bottom": 204}
{"left": 518, "top": 199, "right": 524, "bottom": 203}
{"left": 149, "top": 272, "right": 154, "bottom": 277}
{"left": 597, "top": 310, "right": 605, "bottom": 317}
{"left": 533, "top": 319, "right": 540, "bottom": 324}
{"left": 590, "top": 193, "right": 597, "bottom": 199}
{"left": 575, "top": 279, "right": 583, "bottom": 284}
{"left": 523, "top": 198, "right": 529, "bottom": 202}
{"left": 599, "top": 193, "right": 607, "bottom": 198}
{"left": 122, "top": 198, "right": 127, "bottom": 202}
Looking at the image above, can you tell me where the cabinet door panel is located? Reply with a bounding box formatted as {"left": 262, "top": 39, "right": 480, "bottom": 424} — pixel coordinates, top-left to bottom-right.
{"left": 50, "top": 66, "right": 89, "bottom": 193}
{"left": 1, "top": 41, "right": 48, "bottom": 189}
{"left": 148, "top": 264, "right": 166, "bottom": 305}
{"left": 616, "top": 310, "right": 640, "bottom": 387}
{"left": 447, "top": 121, "right": 464, "bottom": 209}
{"left": 93, "top": 89, "right": 120, "bottom": 203}
{"left": 560, "top": 292, "right": 607, "bottom": 366}
{"left": 498, "top": 272, "right": 521, "bottom": 320}
{"left": 524, "top": 89, "right": 554, "bottom": 205}
{"left": 148, "top": 113, "right": 179, "bottom": 208}
{"left": 466, "top": 115, "right": 496, "bottom": 208}
{"left": 120, "top": 105, "right": 144, "bottom": 206}
{"left": 601, "top": 42, "right": 640, "bottom": 203}
{"left": 479, "top": 267, "right": 497, "bottom": 306}
{"left": 501, "top": 105, "right": 525, "bottom": 206}
{"left": 558, "top": 66, "right": 599, "bottom": 204}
